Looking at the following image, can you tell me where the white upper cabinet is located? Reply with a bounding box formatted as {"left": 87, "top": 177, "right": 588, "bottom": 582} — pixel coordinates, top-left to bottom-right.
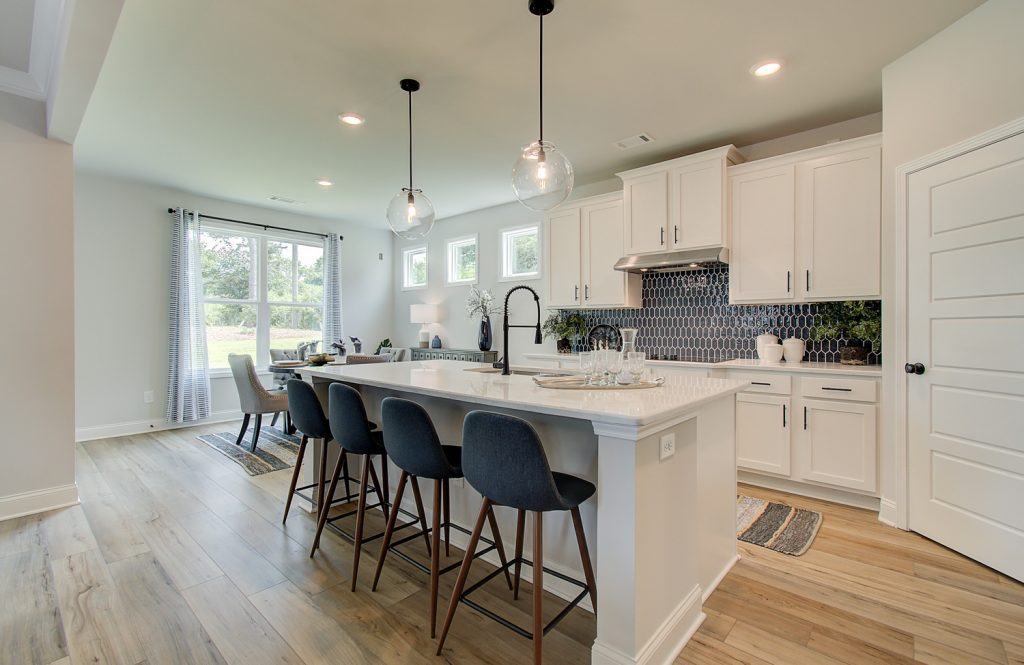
{"left": 545, "top": 193, "right": 640, "bottom": 309}
{"left": 618, "top": 146, "right": 743, "bottom": 256}
{"left": 728, "top": 135, "right": 882, "bottom": 304}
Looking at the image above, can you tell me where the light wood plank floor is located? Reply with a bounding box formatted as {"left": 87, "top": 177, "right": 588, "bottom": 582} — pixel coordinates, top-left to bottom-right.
{"left": 1, "top": 423, "right": 1021, "bottom": 665}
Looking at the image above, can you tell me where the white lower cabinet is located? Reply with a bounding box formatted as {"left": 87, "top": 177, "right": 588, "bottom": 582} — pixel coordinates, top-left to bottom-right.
{"left": 736, "top": 393, "right": 791, "bottom": 476}
{"left": 798, "top": 398, "right": 877, "bottom": 493}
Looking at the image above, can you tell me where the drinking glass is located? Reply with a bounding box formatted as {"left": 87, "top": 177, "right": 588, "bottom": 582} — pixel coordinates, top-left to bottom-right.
{"left": 627, "top": 351, "right": 646, "bottom": 383}
{"left": 579, "top": 351, "right": 594, "bottom": 385}
{"left": 593, "top": 349, "right": 610, "bottom": 386}
{"left": 607, "top": 352, "right": 624, "bottom": 384}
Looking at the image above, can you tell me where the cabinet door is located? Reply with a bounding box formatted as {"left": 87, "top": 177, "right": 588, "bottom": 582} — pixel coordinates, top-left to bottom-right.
{"left": 729, "top": 165, "right": 796, "bottom": 303}
{"left": 736, "top": 393, "right": 791, "bottom": 476}
{"left": 545, "top": 207, "right": 582, "bottom": 308}
{"left": 582, "top": 199, "right": 628, "bottom": 307}
{"left": 670, "top": 158, "right": 725, "bottom": 250}
{"left": 623, "top": 171, "right": 668, "bottom": 254}
{"left": 797, "top": 145, "right": 881, "bottom": 300}
{"left": 798, "top": 399, "right": 877, "bottom": 492}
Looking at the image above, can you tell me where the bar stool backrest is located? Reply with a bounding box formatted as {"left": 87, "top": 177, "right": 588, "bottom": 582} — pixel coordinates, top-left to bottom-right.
{"left": 329, "top": 382, "right": 378, "bottom": 454}
{"left": 381, "top": 397, "right": 457, "bottom": 479}
{"left": 285, "top": 379, "right": 330, "bottom": 440}
{"left": 462, "top": 410, "right": 564, "bottom": 513}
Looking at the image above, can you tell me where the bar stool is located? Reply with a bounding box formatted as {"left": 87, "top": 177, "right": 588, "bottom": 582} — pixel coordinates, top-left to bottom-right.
{"left": 282, "top": 379, "right": 354, "bottom": 523}
{"left": 309, "top": 382, "right": 394, "bottom": 591}
{"left": 436, "top": 411, "right": 597, "bottom": 665}
{"left": 371, "top": 397, "right": 513, "bottom": 637}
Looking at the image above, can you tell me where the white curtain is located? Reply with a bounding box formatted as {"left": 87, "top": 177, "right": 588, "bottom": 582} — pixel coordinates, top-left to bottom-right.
{"left": 166, "top": 207, "right": 211, "bottom": 423}
{"left": 322, "top": 232, "right": 344, "bottom": 348}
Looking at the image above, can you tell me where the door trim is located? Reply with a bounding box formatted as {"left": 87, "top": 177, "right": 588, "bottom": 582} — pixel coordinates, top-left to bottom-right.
{"left": 891, "top": 115, "right": 1024, "bottom": 530}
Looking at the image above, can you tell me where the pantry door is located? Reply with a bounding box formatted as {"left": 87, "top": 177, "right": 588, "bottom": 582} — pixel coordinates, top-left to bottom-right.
{"left": 907, "top": 122, "right": 1024, "bottom": 581}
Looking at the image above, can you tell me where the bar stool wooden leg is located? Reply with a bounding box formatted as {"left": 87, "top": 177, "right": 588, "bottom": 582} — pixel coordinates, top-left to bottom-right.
{"left": 310, "top": 449, "right": 346, "bottom": 555}
{"left": 533, "top": 511, "right": 543, "bottom": 665}
{"left": 341, "top": 451, "right": 351, "bottom": 502}
{"left": 409, "top": 476, "right": 432, "bottom": 557}
{"left": 372, "top": 471, "right": 409, "bottom": 591}
{"left": 486, "top": 506, "right": 514, "bottom": 590}
{"left": 443, "top": 478, "right": 451, "bottom": 558}
{"left": 282, "top": 435, "right": 308, "bottom": 523}
{"left": 349, "top": 456, "right": 372, "bottom": 591}
{"left": 430, "top": 479, "right": 443, "bottom": 638}
{"left": 436, "top": 498, "right": 492, "bottom": 655}
{"left": 367, "top": 458, "right": 388, "bottom": 522}
{"left": 316, "top": 440, "right": 328, "bottom": 517}
{"left": 570, "top": 507, "right": 597, "bottom": 612}
{"left": 513, "top": 509, "right": 526, "bottom": 600}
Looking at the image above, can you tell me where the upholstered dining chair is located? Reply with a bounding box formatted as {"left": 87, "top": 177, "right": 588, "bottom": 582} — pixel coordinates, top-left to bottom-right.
{"left": 227, "top": 353, "right": 290, "bottom": 451}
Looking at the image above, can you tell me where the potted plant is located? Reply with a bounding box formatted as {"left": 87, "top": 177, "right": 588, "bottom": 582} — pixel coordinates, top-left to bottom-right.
{"left": 542, "top": 312, "right": 588, "bottom": 354}
{"left": 465, "top": 286, "right": 503, "bottom": 352}
{"left": 810, "top": 300, "right": 881, "bottom": 365}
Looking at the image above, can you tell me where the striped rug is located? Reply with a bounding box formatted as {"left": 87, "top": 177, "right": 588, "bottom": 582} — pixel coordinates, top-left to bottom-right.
{"left": 197, "top": 426, "right": 302, "bottom": 476}
{"left": 736, "top": 495, "right": 822, "bottom": 556}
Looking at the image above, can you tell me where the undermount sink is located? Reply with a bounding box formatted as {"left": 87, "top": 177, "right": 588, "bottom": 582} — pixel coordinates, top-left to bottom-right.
{"left": 463, "top": 366, "right": 577, "bottom": 377}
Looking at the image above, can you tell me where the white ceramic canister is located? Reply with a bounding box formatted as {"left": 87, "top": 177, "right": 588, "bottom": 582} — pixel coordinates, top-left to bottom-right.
{"left": 756, "top": 333, "right": 779, "bottom": 359}
{"left": 782, "top": 338, "right": 805, "bottom": 363}
{"left": 761, "top": 343, "right": 785, "bottom": 364}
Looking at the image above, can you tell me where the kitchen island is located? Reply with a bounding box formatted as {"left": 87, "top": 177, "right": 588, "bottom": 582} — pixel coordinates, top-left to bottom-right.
{"left": 300, "top": 359, "right": 747, "bottom": 665}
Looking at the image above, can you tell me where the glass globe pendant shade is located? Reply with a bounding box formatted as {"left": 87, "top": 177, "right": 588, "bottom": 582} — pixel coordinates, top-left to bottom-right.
{"left": 386, "top": 188, "right": 435, "bottom": 240}
{"left": 512, "top": 140, "right": 574, "bottom": 211}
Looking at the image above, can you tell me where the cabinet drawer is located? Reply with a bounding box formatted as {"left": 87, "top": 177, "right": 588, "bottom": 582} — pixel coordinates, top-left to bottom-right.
{"left": 800, "top": 376, "right": 877, "bottom": 402}
{"left": 727, "top": 372, "right": 792, "bottom": 395}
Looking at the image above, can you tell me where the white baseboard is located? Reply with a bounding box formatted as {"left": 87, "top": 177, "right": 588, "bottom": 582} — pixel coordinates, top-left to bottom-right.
{"left": 703, "top": 554, "right": 739, "bottom": 603}
{"left": 75, "top": 409, "right": 244, "bottom": 442}
{"left": 878, "top": 497, "right": 904, "bottom": 529}
{"left": 0, "top": 483, "right": 79, "bottom": 522}
{"left": 738, "top": 471, "right": 881, "bottom": 512}
{"left": 592, "top": 585, "right": 704, "bottom": 665}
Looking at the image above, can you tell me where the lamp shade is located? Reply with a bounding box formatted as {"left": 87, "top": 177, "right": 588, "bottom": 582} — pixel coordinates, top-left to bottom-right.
{"left": 410, "top": 303, "right": 441, "bottom": 325}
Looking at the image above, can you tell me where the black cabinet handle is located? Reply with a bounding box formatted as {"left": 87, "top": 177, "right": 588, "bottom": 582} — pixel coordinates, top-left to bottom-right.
{"left": 751, "top": 381, "right": 771, "bottom": 386}
{"left": 674, "top": 226, "right": 679, "bottom": 244}
{"left": 783, "top": 404, "right": 787, "bottom": 428}
{"left": 574, "top": 285, "right": 579, "bottom": 301}
{"left": 806, "top": 269, "right": 810, "bottom": 291}
{"left": 660, "top": 227, "right": 665, "bottom": 246}
{"left": 787, "top": 271, "right": 791, "bottom": 293}
{"left": 905, "top": 363, "right": 925, "bottom": 375}
{"left": 821, "top": 387, "right": 852, "bottom": 392}
{"left": 803, "top": 406, "right": 808, "bottom": 430}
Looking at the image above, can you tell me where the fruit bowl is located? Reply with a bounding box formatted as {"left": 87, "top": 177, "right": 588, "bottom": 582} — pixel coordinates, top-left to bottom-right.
{"left": 306, "top": 353, "right": 335, "bottom": 366}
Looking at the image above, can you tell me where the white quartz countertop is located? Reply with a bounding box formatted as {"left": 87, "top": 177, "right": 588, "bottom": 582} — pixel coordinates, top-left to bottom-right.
{"left": 523, "top": 353, "right": 882, "bottom": 377}
{"left": 300, "top": 360, "right": 748, "bottom": 429}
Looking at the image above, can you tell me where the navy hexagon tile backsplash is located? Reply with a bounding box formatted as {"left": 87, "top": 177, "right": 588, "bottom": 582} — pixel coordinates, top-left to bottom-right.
{"left": 562, "top": 266, "right": 881, "bottom": 364}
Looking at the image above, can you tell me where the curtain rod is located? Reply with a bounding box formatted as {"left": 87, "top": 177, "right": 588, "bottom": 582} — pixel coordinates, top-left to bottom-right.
{"left": 167, "top": 208, "right": 341, "bottom": 241}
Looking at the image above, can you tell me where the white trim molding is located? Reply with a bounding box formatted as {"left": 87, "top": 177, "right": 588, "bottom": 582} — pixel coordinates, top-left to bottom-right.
{"left": 0, "top": 0, "right": 68, "bottom": 101}
{"left": 75, "top": 408, "right": 244, "bottom": 442}
{"left": 592, "top": 586, "right": 704, "bottom": 665}
{"left": 0, "top": 483, "right": 79, "bottom": 522}
{"left": 892, "top": 115, "right": 1024, "bottom": 531}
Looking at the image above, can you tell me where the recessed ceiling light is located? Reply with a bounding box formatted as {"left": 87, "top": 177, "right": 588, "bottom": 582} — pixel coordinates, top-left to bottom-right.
{"left": 751, "top": 61, "right": 783, "bottom": 77}
{"left": 338, "top": 112, "right": 365, "bottom": 125}
{"left": 315, "top": 179, "right": 333, "bottom": 187}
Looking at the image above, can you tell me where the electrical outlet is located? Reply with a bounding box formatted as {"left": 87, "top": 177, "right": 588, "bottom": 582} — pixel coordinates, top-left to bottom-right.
{"left": 659, "top": 433, "right": 676, "bottom": 461}
{"left": 143, "top": 390, "right": 154, "bottom": 404}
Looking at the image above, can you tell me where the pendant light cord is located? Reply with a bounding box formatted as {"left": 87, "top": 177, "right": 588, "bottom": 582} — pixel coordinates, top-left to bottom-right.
{"left": 538, "top": 13, "right": 544, "bottom": 144}
{"left": 408, "top": 88, "right": 414, "bottom": 190}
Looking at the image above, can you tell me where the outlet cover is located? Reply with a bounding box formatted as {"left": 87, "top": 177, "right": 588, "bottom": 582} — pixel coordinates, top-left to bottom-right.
{"left": 143, "top": 390, "right": 154, "bottom": 404}
{"left": 660, "top": 433, "right": 676, "bottom": 461}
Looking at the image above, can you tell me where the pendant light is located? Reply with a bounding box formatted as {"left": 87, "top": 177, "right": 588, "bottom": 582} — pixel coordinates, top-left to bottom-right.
{"left": 387, "top": 78, "right": 435, "bottom": 239}
{"left": 511, "top": 0, "right": 573, "bottom": 211}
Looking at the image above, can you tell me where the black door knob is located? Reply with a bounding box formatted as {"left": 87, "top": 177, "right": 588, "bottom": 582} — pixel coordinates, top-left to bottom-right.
{"left": 904, "top": 362, "right": 925, "bottom": 375}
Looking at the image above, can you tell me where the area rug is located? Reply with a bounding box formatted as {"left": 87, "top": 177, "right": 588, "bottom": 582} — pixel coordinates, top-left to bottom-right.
{"left": 197, "top": 426, "right": 302, "bottom": 476}
{"left": 736, "top": 495, "right": 822, "bottom": 556}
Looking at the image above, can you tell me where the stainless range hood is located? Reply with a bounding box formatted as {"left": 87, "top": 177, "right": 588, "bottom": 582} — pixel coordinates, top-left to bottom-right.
{"left": 613, "top": 246, "right": 729, "bottom": 273}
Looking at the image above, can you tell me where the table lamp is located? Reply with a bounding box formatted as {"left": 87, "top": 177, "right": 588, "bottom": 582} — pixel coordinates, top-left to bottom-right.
{"left": 410, "top": 304, "right": 441, "bottom": 348}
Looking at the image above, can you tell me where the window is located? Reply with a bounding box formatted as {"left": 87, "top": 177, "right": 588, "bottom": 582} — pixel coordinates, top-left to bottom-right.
{"left": 403, "top": 245, "right": 427, "bottom": 289}
{"left": 200, "top": 227, "right": 324, "bottom": 369}
{"left": 446, "top": 235, "right": 478, "bottom": 285}
{"left": 501, "top": 225, "right": 540, "bottom": 280}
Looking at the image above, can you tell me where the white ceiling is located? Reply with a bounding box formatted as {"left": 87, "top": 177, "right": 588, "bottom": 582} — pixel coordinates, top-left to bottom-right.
{"left": 74, "top": 0, "right": 981, "bottom": 226}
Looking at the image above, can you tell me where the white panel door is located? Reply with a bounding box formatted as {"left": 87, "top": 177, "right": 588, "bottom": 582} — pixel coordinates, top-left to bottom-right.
{"left": 545, "top": 207, "right": 581, "bottom": 308}
{"left": 582, "top": 199, "right": 627, "bottom": 307}
{"left": 908, "top": 128, "right": 1024, "bottom": 582}
{"left": 729, "top": 165, "right": 795, "bottom": 303}
{"left": 670, "top": 158, "right": 724, "bottom": 250}
{"left": 799, "top": 399, "right": 877, "bottom": 493}
{"left": 623, "top": 171, "right": 668, "bottom": 254}
{"left": 736, "top": 393, "right": 791, "bottom": 476}
{"left": 797, "top": 145, "right": 881, "bottom": 300}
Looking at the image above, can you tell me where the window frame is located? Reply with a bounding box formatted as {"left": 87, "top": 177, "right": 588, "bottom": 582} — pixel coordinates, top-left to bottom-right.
{"left": 499, "top": 224, "right": 541, "bottom": 282}
{"left": 445, "top": 234, "right": 479, "bottom": 286}
{"left": 402, "top": 245, "right": 428, "bottom": 290}
{"left": 200, "top": 223, "right": 325, "bottom": 374}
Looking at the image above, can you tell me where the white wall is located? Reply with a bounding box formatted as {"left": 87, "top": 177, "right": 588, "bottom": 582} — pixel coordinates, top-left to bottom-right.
{"left": 878, "top": 0, "right": 1024, "bottom": 522}
{"left": 0, "top": 91, "right": 78, "bottom": 519}
{"left": 74, "top": 171, "right": 395, "bottom": 439}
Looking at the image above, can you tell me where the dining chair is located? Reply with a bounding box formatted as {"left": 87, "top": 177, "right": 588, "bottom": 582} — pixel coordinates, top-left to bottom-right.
{"left": 227, "top": 353, "right": 290, "bottom": 451}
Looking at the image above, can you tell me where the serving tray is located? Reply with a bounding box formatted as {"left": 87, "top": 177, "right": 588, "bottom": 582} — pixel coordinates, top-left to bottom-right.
{"left": 532, "top": 376, "right": 664, "bottom": 390}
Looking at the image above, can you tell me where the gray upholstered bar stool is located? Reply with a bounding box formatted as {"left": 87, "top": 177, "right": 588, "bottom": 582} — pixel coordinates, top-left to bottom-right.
{"left": 309, "top": 382, "right": 393, "bottom": 591}
{"left": 371, "top": 397, "right": 512, "bottom": 638}
{"left": 436, "top": 411, "right": 597, "bottom": 665}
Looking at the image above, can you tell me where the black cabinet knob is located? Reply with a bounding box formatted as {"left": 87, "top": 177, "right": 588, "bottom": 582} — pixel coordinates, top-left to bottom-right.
{"left": 904, "top": 362, "right": 925, "bottom": 375}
